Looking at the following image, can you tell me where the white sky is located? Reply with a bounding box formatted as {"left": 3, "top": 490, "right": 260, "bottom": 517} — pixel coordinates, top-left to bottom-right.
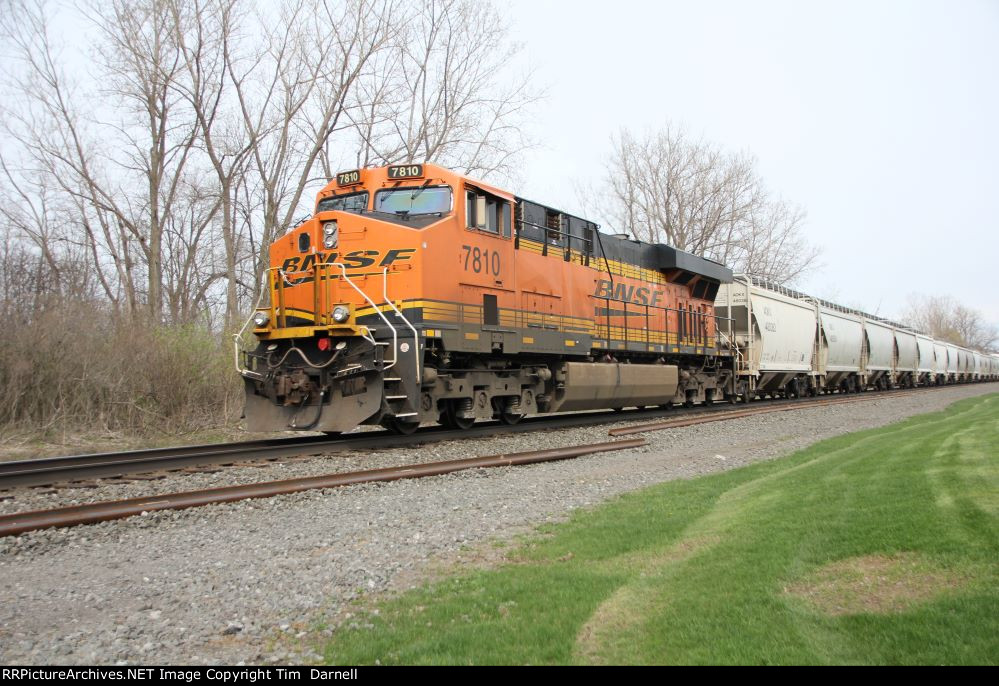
{"left": 504, "top": 0, "right": 999, "bottom": 325}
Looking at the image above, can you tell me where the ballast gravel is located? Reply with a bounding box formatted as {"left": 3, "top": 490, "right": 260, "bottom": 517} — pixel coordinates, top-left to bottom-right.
{"left": 0, "top": 385, "right": 994, "bottom": 665}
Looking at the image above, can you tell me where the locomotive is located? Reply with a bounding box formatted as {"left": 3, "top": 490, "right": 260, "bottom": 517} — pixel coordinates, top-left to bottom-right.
{"left": 237, "top": 163, "right": 998, "bottom": 434}
{"left": 238, "top": 163, "right": 734, "bottom": 434}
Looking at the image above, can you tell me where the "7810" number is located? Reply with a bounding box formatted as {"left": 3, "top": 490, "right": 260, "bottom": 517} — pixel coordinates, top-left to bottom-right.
{"left": 462, "top": 245, "right": 500, "bottom": 276}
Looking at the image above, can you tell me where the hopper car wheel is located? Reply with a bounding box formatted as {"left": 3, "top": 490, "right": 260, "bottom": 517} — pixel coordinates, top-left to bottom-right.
{"left": 383, "top": 417, "right": 420, "bottom": 435}
{"left": 787, "top": 380, "right": 800, "bottom": 399}
{"left": 735, "top": 382, "right": 750, "bottom": 404}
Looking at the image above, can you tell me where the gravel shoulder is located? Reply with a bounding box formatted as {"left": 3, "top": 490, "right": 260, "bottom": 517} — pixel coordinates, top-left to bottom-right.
{"left": 0, "top": 385, "right": 995, "bottom": 664}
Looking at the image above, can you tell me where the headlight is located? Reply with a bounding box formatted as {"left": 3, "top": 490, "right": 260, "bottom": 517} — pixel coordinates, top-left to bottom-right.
{"left": 322, "top": 221, "right": 338, "bottom": 249}
{"left": 252, "top": 311, "right": 269, "bottom": 328}
{"left": 332, "top": 305, "right": 350, "bottom": 323}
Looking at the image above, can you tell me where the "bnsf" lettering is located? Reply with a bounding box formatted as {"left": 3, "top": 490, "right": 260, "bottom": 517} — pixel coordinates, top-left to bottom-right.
{"left": 280, "top": 249, "right": 415, "bottom": 274}
{"left": 594, "top": 279, "right": 664, "bottom": 307}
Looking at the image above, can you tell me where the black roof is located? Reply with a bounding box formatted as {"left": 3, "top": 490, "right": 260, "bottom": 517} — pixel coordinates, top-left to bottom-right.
{"left": 598, "top": 232, "right": 733, "bottom": 284}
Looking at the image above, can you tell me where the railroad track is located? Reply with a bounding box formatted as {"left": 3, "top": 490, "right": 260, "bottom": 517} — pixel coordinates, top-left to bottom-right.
{"left": 0, "top": 400, "right": 784, "bottom": 492}
{"left": 0, "top": 439, "right": 647, "bottom": 537}
{"left": 0, "top": 383, "right": 981, "bottom": 493}
{"left": 1, "top": 382, "right": 990, "bottom": 538}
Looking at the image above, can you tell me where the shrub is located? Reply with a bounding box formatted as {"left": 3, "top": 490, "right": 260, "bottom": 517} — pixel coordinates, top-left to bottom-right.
{"left": 0, "top": 300, "right": 241, "bottom": 436}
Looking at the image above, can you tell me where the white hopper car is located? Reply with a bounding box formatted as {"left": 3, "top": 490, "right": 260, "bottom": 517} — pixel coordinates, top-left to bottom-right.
{"left": 714, "top": 275, "right": 997, "bottom": 399}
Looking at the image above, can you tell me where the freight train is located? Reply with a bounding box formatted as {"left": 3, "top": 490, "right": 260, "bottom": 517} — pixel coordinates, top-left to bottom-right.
{"left": 237, "top": 163, "right": 998, "bottom": 433}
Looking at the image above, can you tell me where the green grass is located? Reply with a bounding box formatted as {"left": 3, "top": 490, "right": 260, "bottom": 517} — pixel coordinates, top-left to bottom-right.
{"left": 320, "top": 394, "right": 999, "bottom": 665}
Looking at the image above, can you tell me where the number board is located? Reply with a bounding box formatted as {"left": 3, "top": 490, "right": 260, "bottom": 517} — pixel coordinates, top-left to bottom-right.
{"left": 336, "top": 169, "right": 361, "bottom": 187}
{"left": 387, "top": 164, "right": 423, "bottom": 180}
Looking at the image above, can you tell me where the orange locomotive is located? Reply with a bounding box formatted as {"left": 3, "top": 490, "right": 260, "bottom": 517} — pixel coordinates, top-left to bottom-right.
{"left": 239, "top": 163, "right": 734, "bottom": 434}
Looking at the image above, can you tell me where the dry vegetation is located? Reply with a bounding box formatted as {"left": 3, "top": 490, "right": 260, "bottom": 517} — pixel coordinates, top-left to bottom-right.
{"left": 0, "top": 298, "right": 241, "bottom": 442}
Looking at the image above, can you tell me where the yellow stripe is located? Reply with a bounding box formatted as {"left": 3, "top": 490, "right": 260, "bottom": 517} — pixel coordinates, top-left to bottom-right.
{"left": 518, "top": 238, "right": 668, "bottom": 285}
{"left": 280, "top": 298, "right": 693, "bottom": 350}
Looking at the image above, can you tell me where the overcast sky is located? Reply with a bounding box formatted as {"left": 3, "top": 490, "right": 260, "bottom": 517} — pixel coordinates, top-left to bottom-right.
{"left": 503, "top": 0, "right": 998, "bottom": 324}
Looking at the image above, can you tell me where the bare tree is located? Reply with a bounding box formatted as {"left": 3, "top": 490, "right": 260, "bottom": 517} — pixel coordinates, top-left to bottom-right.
{"left": 167, "top": 0, "right": 251, "bottom": 326}
{"left": 345, "top": 0, "right": 539, "bottom": 181}
{"left": 2, "top": 0, "right": 541, "bottom": 329}
{"left": 2, "top": 0, "right": 207, "bottom": 322}
{"left": 602, "top": 125, "right": 819, "bottom": 284}
{"left": 226, "top": 0, "right": 395, "bottom": 303}
{"left": 903, "top": 295, "right": 998, "bottom": 351}
{"left": 739, "top": 197, "right": 818, "bottom": 284}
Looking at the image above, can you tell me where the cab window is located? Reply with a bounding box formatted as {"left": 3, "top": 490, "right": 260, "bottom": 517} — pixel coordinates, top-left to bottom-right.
{"left": 374, "top": 186, "right": 452, "bottom": 216}
{"left": 317, "top": 191, "right": 368, "bottom": 214}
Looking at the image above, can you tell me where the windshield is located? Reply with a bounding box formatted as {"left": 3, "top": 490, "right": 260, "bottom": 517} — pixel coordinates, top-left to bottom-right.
{"left": 374, "top": 186, "right": 452, "bottom": 215}
{"left": 316, "top": 191, "right": 368, "bottom": 214}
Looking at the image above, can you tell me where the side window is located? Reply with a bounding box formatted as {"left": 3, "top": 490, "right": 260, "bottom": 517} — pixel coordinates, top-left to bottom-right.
{"left": 545, "top": 209, "right": 563, "bottom": 246}
{"left": 466, "top": 191, "right": 477, "bottom": 229}
{"left": 465, "top": 186, "right": 508, "bottom": 237}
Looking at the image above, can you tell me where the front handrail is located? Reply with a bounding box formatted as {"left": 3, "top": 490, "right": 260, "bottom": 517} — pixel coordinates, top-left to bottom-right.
{"left": 234, "top": 271, "right": 273, "bottom": 376}
{"left": 382, "top": 267, "right": 421, "bottom": 384}
{"left": 333, "top": 262, "right": 398, "bottom": 373}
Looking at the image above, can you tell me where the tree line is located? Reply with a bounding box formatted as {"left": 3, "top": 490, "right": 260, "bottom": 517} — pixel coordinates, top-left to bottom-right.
{"left": 0, "top": 0, "right": 536, "bottom": 329}
{"left": 0, "top": 0, "right": 992, "bottom": 353}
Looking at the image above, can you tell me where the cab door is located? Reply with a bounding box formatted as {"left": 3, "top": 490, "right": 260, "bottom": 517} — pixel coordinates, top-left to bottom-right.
{"left": 459, "top": 185, "right": 516, "bottom": 337}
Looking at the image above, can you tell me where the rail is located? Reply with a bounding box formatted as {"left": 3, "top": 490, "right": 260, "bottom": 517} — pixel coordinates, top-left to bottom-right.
{"left": 382, "top": 267, "right": 421, "bottom": 384}
{"left": 333, "top": 262, "right": 398, "bottom": 372}
{"left": 589, "top": 294, "right": 732, "bottom": 352}
{"left": 514, "top": 219, "right": 593, "bottom": 264}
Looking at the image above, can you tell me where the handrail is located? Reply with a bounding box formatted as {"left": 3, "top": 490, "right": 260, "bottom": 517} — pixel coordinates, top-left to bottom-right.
{"left": 233, "top": 271, "right": 272, "bottom": 375}
{"left": 382, "top": 267, "right": 421, "bottom": 384}
{"left": 333, "top": 262, "right": 398, "bottom": 373}
{"left": 515, "top": 219, "right": 594, "bottom": 248}
{"left": 716, "top": 329, "right": 747, "bottom": 372}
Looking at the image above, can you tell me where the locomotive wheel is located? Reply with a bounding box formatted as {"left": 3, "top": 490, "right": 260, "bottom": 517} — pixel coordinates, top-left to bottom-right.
{"left": 442, "top": 401, "right": 475, "bottom": 430}
{"left": 383, "top": 417, "right": 420, "bottom": 435}
{"left": 499, "top": 411, "right": 524, "bottom": 425}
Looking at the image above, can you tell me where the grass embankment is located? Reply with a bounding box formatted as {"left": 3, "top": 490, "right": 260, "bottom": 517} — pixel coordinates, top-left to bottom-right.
{"left": 320, "top": 394, "right": 999, "bottom": 665}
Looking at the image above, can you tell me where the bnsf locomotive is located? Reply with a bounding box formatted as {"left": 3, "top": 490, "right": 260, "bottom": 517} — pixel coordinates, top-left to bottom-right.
{"left": 238, "top": 163, "right": 734, "bottom": 434}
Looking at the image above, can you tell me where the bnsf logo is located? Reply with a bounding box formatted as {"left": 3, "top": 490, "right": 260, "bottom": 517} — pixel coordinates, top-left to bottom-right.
{"left": 594, "top": 279, "right": 666, "bottom": 307}
{"left": 280, "top": 249, "right": 415, "bottom": 274}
